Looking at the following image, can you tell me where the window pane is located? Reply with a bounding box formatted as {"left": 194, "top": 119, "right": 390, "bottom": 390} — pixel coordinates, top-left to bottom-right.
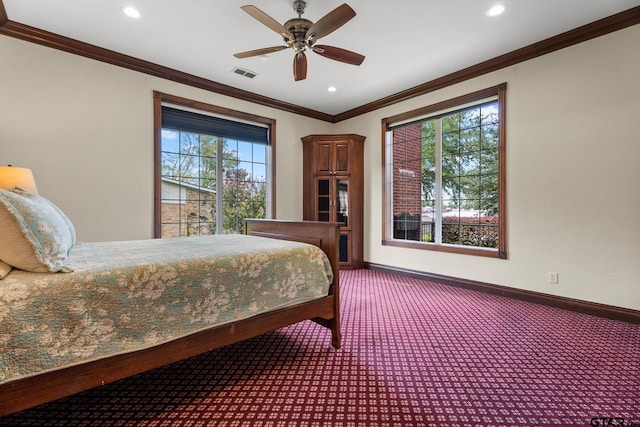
{"left": 179, "top": 132, "right": 199, "bottom": 155}
{"left": 238, "top": 161, "right": 253, "bottom": 177}
{"left": 237, "top": 141, "right": 253, "bottom": 162}
{"left": 180, "top": 154, "right": 199, "bottom": 182}
{"left": 253, "top": 143, "right": 266, "bottom": 160}
{"left": 442, "top": 129, "right": 459, "bottom": 153}
{"left": 161, "top": 129, "right": 180, "bottom": 153}
{"left": 252, "top": 162, "right": 266, "bottom": 181}
{"left": 461, "top": 175, "right": 481, "bottom": 200}
{"left": 482, "top": 123, "right": 499, "bottom": 150}
{"left": 463, "top": 155, "right": 478, "bottom": 177}
{"left": 442, "top": 113, "right": 461, "bottom": 136}
{"left": 224, "top": 138, "right": 238, "bottom": 154}
{"left": 481, "top": 103, "right": 499, "bottom": 125}
{"left": 460, "top": 128, "right": 480, "bottom": 153}
{"left": 460, "top": 108, "right": 481, "bottom": 129}
{"left": 200, "top": 134, "right": 215, "bottom": 153}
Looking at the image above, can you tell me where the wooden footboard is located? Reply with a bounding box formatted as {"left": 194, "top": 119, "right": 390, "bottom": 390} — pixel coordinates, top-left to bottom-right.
{"left": 0, "top": 220, "right": 342, "bottom": 417}
{"left": 245, "top": 219, "right": 342, "bottom": 348}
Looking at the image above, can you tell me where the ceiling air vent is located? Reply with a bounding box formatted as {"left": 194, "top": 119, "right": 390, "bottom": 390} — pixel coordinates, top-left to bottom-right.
{"left": 232, "top": 67, "right": 258, "bottom": 79}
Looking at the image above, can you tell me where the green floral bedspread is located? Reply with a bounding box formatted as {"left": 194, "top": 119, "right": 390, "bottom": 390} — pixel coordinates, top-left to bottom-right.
{"left": 0, "top": 234, "right": 333, "bottom": 384}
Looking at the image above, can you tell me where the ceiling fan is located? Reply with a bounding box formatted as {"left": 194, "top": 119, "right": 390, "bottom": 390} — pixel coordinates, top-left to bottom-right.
{"left": 234, "top": 1, "right": 365, "bottom": 81}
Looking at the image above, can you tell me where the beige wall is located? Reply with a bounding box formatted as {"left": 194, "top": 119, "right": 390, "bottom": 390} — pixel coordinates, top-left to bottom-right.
{"left": 1, "top": 25, "right": 639, "bottom": 310}
{"left": 334, "top": 25, "right": 640, "bottom": 310}
{"left": 0, "top": 36, "right": 333, "bottom": 242}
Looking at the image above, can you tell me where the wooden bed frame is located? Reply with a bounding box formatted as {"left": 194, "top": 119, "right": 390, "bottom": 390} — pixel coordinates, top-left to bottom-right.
{"left": 0, "top": 219, "right": 342, "bottom": 417}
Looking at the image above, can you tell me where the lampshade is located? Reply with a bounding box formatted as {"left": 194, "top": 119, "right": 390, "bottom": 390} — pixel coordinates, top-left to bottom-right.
{"left": 0, "top": 166, "right": 39, "bottom": 194}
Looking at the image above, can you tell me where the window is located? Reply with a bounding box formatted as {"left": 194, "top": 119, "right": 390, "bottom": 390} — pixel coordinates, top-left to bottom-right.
{"left": 153, "top": 92, "right": 275, "bottom": 238}
{"left": 382, "top": 84, "right": 506, "bottom": 258}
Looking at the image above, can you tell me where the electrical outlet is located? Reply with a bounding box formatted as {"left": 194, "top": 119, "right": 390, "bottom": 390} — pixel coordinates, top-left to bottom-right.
{"left": 548, "top": 272, "right": 559, "bottom": 284}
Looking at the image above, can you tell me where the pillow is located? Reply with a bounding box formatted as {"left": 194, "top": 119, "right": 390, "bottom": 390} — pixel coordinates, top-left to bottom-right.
{"left": 0, "top": 260, "right": 12, "bottom": 279}
{"left": 14, "top": 188, "right": 77, "bottom": 245}
{"left": 0, "top": 188, "right": 75, "bottom": 273}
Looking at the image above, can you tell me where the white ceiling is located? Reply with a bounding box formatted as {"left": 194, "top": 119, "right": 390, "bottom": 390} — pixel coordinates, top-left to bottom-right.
{"left": 4, "top": 0, "right": 639, "bottom": 116}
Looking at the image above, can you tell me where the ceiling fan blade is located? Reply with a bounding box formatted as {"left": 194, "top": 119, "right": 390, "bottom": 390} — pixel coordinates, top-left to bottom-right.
{"left": 306, "top": 4, "right": 356, "bottom": 42}
{"left": 234, "top": 46, "right": 288, "bottom": 59}
{"left": 313, "top": 45, "right": 365, "bottom": 66}
{"left": 293, "top": 52, "right": 308, "bottom": 81}
{"left": 241, "top": 5, "right": 294, "bottom": 41}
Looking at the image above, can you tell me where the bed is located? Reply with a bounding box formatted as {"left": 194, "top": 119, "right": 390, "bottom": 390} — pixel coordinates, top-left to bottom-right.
{"left": 0, "top": 189, "right": 342, "bottom": 417}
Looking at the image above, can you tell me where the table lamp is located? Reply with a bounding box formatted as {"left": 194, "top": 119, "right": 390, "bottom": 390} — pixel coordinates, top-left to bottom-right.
{"left": 0, "top": 165, "right": 39, "bottom": 194}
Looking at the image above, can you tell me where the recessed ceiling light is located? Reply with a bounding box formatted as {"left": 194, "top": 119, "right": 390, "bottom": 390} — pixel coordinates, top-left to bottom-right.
{"left": 328, "top": 86, "right": 337, "bottom": 93}
{"left": 123, "top": 6, "right": 141, "bottom": 19}
{"left": 486, "top": 4, "right": 505, "bottom": 17}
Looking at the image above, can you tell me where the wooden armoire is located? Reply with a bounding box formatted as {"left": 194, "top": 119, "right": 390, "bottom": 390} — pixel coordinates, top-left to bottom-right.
{"left": 301, "top": 134, "right": 365, "bottom": 269}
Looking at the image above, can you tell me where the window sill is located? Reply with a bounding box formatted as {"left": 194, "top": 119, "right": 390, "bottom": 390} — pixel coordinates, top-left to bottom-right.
{"left": 382, "top": 239, "right": 507, "bottom": 259}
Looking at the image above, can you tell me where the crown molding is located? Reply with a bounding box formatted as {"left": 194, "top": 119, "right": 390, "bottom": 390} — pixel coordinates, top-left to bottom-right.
{"left": 1, "top": 2, "right": 638, "bottom": 123}
{"left": 335, "top": 6, "right": 640, "bottom": 121}
{"left": 0, "top": 11, "right": 333, "bottom": 123}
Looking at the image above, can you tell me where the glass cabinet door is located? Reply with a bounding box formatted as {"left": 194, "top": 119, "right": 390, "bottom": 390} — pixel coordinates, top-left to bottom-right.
{"left": 317, "top": 179, "right": 330, "bottom": 221}
{"left": 339, "top": 234, "right": 349, "bottom": 263}
{"left": 335, "top": 178, "right": 349, "bottom": 227}
{"left": 316, "top": 176, "right": 351, "bottom": 264}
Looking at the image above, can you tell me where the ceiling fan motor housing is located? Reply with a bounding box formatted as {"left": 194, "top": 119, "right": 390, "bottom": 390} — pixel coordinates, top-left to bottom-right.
{"left": 284, "top": 18, "right": 313, "bottom": 52}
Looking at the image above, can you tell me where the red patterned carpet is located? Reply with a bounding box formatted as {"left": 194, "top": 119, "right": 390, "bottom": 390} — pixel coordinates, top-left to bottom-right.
{"left": 2, "top": 269, "right": 639, "bottom": 426}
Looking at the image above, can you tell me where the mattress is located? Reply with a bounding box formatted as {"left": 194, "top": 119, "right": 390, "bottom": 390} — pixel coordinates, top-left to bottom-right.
{"left": 0, "top": 234, "right": 333, "bottom": 384}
